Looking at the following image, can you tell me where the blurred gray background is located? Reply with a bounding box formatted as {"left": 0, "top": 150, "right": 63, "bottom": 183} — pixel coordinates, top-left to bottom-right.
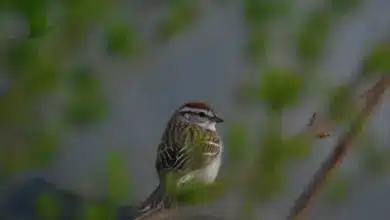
{"left": 2, "top": 0, "right": 390, "bottom": 219}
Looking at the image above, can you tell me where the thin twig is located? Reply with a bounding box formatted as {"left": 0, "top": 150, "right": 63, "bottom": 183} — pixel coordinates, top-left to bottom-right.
{"left": 306, "top": 112, "right": 331, "bottom": 139}
{"left": 286, "top": 75, "right": 390, "bottom": 220}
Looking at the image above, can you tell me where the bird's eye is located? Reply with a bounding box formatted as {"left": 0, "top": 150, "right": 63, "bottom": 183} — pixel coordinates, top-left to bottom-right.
{"left": 198, "top": 112, "right": 206, "bottom": 117}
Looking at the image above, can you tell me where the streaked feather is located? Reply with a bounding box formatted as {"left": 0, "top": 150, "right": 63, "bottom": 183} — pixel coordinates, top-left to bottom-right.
{"left": 134, "top": 111, "right": 222, "bottom": 219}
{"left": 156, "top": 120, "right": 221, "bottom": 182}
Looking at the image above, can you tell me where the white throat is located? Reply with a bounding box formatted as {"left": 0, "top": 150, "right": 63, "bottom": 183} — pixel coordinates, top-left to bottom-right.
{"left": 197, "top": 121, "right": 216, "bottom": 131}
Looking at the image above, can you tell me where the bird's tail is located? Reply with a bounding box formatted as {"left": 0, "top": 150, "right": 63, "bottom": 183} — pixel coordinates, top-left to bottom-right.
{"left": 133, "top": 184, "right": 171, "bottom": 220}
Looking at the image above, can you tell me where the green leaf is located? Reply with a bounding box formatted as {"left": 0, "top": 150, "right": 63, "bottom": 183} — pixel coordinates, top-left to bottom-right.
{"left": 259, "top": 130, "right": 287, "bottom": 173}
{"left": 325, "top": 175, "right": 350, "bottom": 202}
{"left": 14, "top": 0, "right": 50, "bottom": 38}
{"left": 22, "top": 54, "right": 59, "bottom": 94}
{"left": 15, "top": 0, "right": 48, "bottom": 17}
{"left": 245, "top": 27, "right": 268, "bottom": 61}
{"left": 259, "top": 68, "right": 304, "bottom": 111}
{"left": 65, "top": 0, "right": 111, "bottom": 28}
{"left": 284, "top": 134, "right": 312, "bottom": 160}
{"left": 66, "top": 97, "right": 106, "bottom": 124}
{"left": 328, "top": 0, "right": 361, "bottom": 15}
{"left": 65, "top": 66, "right": 107, "bottom": 125}
{"left": 249, "top": 158, "right": 285, "bottom": 202}
{"left": 244, "top": 0, "right": 290, "bottom": 25}
{"left": 29, "top": 128, "right": 59, "bottom": 169}
{"left": 36, "top": 191, "right": 61, "bottom": 220}
{"left": 174, "top": 181, "right": 225, "bottom": 205}
{"left": 0, "top": 143, "right": 30, "bottom": 178}
{"left": 358, "top": 147, "right": 390, "bottom": 175}
{"left": 226, "top": 123, "right": 247, "bottom": 166}
{"left": 248, "top": 124, "right": 287, "bottom": 201}
{"left": 28, "top": 14, "right": 50, "bottom": 38}
{"left": 68, "top": 66, "right": 97, "bottom": 91}
{"left": 83, "top": 203, "right": 115, "bottom": 220}
{"left": 158, "top": 1, "right": 197, "bottom": 40}
{"left": 363, "top": 43, "right": 390, "bottom": 76}
{"left": 6, "top": 39, "right": 39, "bottom": 74}
{"left": 297, "top": 10, "right": 332, "bottom": 65}
{"left": 83, "top": 203, "right": 102, "bottom": 220}
{"left": 327, "top": 85, "right": 355, "bottom": 122}
{"left": 4, "top": 39, "right": 59, "bottom": 95}
{"left": 105, "top": 23, "right": 138, "bottom": 56}
{"left": 106, "top": 151, "right": 132, "bottom": 203}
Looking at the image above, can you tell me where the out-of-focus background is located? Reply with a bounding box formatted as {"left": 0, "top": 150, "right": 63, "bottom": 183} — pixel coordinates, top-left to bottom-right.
{"left": 1, "top": 0, "right": 390, "bottom": 219}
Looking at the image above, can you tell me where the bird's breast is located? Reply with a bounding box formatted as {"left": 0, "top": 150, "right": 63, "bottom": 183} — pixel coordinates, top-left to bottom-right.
{"left": 199, "top": 152, "right": 222, "bottom": 183}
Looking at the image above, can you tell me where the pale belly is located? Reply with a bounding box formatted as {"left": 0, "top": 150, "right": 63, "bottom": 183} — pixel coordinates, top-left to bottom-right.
{"left": 195, "top": 152, "right": 222, "bottom": 183}
{"left": 177, "top": 148, "right": 222, "bottom": 186}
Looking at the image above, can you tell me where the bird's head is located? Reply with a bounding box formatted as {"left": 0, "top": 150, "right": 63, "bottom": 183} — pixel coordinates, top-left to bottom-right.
{"left": 172, "top": 101, "right": 224, "bottom": 131}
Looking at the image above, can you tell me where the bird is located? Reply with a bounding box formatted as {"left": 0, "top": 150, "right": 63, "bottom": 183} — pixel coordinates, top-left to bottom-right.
{"left": 133, "top": 101, "right": 224, "bottom": 220}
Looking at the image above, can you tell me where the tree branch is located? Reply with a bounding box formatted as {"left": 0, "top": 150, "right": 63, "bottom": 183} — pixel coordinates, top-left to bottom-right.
{"left": 286, "top": 75, "right": 390, "bottom": 220}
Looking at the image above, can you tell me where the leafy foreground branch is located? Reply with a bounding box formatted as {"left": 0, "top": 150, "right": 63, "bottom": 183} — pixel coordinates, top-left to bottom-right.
{"left": 133, "top": 75, "right": 389, "bottom": 220}
{"left": 287, "top": 75, "right": 390, "bottom": 220}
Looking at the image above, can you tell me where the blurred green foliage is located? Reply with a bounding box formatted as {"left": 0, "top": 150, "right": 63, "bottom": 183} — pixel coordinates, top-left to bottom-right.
{"left": 63, "top": 0, "right": 112, "bottom": 42}
{"left": 1, "top": 0, "right": 390, "bottom": 219}
{"left": 259, "top": 68, "right": 303, "bottom": 112}
{"left": 297, "top": 9, "right": 332, "bottom": 66}
{"left": 297, "top": 0, "right": 360, "bottom": 67}
{"left": 244, "top": 0, "right": 291, "bottom": 61}
{"left": 283, "top": 134, "right": 312, "bottom": 160}
{"left": 325, "top": 174, "right": 351, "bottom": 202}
{"left": 65, "top": 66, "right": 107, "bottom": 125}
{"left": 83, "top": 203, "right": 103, "bottom": 220}
{"left": 0, "top": 0, "right": 119, "bottom": 209}
{"left": 36, "top": 191, "right": 61, "bottom": 220}
{"left": 328, "top": 0, "right": 361, "bottom": 15}
{"left": 358, "top": 146, "right": 390, "bottom": 175}
{"left": 28, "top": 127, "right": 60, "bottom": 169}
{"left": 236, "top": 68, "right": 304, "bottom": 109}
{"left": 363, "top": 43, "right": 390, "bottom": 76}
{"left": 14, "top": 0, "right": 51, "bottom": 38}
{"left": 226, "top": 122, "right": 248, "bottom": 167}
{"left": 327, "top": 85, "right": 356, "bottom": 122}
{"left": 237, "top": 0, "right": 390, "bottom": 217}
{"left": 82, "top": 202, "right": 116, "bottom": 220}
{"left": 244, "top": 0, "right": 290, "bottom": 25}
{"left": 173, "top": 180, "right": 227, "bottom": 205}
{"left": 242, "top": 115, "right": 287, "bottom": 205}
{"left": 105, "top": 22, "right": 138, "bottom": 56}
{"left": 158, "top": 0, "right": 198, "bottom": 41}
{"left": 245, "top": 26, "right": 269, "bottom": 62}
{"left": 106, "top": 151, "right": 132, "bottom": 203}
{"left": 253, "top": 119, "right": 287, "bottom": 201}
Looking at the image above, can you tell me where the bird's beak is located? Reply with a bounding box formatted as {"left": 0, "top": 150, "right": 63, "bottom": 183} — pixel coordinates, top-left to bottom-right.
{"left": 212, "top": 115, "right": 224, "bottom": 123}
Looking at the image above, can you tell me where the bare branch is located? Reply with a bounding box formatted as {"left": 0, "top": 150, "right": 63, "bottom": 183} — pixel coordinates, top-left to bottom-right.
{"left": 306, "top": 112, "right": 332, "bottom": 139}
{"left": 286, "top": 75, "right": 390, "bottom": 220}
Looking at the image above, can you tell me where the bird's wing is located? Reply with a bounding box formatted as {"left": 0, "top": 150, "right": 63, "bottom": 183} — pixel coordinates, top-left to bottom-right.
{"left": 155, "top": 136, "right": 221, "bottom": 178}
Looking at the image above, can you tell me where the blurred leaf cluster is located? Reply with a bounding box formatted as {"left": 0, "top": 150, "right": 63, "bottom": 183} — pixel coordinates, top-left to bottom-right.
{"left": 0, "top": 0, "right": 203, "bottom": 218}
{"left": 297, "top": 0, "right": 361, "bottom": 66}
{"left": 106, "top": 151, "right": 132, "bottom": 204}
{"left": 36, "top": 191, "right": 61, "bottom": 219}
{"left": 229, "top": 0, "right": 390, "bottom": 217}
{"left": 363, "top": 43, "right": 390, "bottom": 76}
{"left": 65, "top": 66, "right": 107, "bottom": 125}
{"left": 0, "top": 0, "right": 114, "bottom": 181}
{"left": 105, "top": 22, "right": 138, "bottom": 56}
{"left": 244, "top": 0, "right": 291, "bottom": 61}
{"left": 1, "top": 0, "right": 390, "bottom": 219}
{"left": 158, "top": 0, "right": 198, "bottom": 41}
